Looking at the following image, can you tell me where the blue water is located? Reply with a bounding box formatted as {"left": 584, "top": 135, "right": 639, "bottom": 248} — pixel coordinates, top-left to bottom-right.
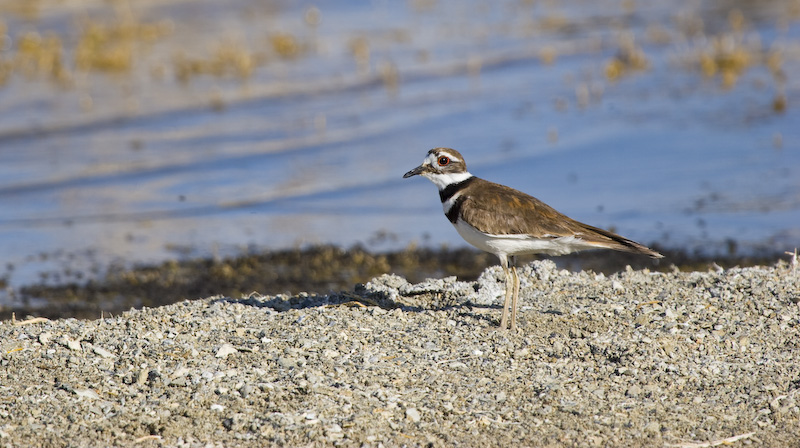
{"left": 0, "top": 0, "right": 798, "bottom": 296}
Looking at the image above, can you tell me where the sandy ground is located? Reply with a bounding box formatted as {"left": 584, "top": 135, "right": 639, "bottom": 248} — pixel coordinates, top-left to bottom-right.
{"left": 1, "top": 260, "right": 799, "bottom": 447}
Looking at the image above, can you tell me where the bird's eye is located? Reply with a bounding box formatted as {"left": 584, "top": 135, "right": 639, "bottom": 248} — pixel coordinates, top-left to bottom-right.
{"left": 437, "top": 156, "right": 450, "bottom": 166}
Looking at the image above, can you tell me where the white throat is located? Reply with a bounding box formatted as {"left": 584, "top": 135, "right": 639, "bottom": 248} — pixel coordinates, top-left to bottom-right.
{"left": 423, "top": 171, "right": 473, "bottom": 190}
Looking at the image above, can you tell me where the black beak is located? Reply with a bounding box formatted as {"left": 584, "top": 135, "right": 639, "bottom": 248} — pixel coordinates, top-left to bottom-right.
{"left": 403, "top": 164, "right": 427, "bottom": 178}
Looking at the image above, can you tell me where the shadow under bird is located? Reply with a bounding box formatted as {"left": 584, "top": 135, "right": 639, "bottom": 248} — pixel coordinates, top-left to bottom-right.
{"left": 403, "top": 147, "right": 663, "bottom": 330}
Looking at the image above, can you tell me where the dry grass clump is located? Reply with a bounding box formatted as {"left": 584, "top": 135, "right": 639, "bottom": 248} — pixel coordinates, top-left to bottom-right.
{"left": 175, "top": 41, "right": 264, "bottom": 83}
{"left": 675, "top": 9, "right": 786, "bottom": 91}
{"left": 74, "top": 18, "right": 172, "bottom": 72}
{"left": 173, "top": 32, "right": 308, "bottom": 83}
{"left": 0, "top": 8, "right": 311, "bottom": 86}
{"left": 0, "top": 1, "right": 42, "bottom": 21}
{"left": 0, "top": 14, "right": 171, "bottom": 87}
{"left": 10, "top": 31, "right": 70, "bottom": 84}
{"left": 666, "top": 7, "right": 789, "bottom": 112}
{"left": 269, "top": 33, "right": 304, "bottom": 59}
{"left": 606, "top": 33, "right": 650, "bottom": 80}
{"left": 695, "top": 34, "right": 758, "bottom": 89}
{"left": 348, "top": 36, "right": 370, "bottom": 73}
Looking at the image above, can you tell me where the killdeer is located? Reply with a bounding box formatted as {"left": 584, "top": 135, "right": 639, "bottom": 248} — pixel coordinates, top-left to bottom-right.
{"left": 403, "top": 147, "right": 663, "bottom": 330}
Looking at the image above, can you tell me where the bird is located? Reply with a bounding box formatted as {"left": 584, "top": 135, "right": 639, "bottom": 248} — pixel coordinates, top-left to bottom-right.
{"left": 403, "top": 147, "right": 663, "bottom": 330}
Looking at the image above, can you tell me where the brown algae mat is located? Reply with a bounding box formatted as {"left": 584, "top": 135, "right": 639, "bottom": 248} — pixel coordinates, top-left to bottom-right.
{"left": 6, "top": 245, "right": 783, "bottom": 320}
{"left": 1, "top": 259, "right": 799, "bottom": 447}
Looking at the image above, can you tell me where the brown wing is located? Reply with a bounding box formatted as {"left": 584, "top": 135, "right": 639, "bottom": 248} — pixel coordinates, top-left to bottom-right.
{"left": 461, "top": 178, "right": 663, "bottom": 258}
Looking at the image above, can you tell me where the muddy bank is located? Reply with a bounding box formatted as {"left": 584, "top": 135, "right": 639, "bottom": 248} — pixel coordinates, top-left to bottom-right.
{"left": 4, "top": 245, "right": 788, "bottom": 320}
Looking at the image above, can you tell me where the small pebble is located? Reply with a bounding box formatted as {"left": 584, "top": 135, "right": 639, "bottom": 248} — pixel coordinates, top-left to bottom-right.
{"left": 405, "top": 407, "right": 421, "bottom": 423}
{"left": 215, "top": 344, "right": 238, "bottom": 359}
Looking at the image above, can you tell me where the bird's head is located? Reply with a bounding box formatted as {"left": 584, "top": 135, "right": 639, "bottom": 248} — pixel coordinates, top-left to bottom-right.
{"left": 403, "top": 147, "right": 472, "bottom": 189}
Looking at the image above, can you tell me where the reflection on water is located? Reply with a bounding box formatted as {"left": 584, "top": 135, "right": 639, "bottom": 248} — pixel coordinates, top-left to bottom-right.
{"left": 0, "top": 0, "right": 798, "bottom": 296}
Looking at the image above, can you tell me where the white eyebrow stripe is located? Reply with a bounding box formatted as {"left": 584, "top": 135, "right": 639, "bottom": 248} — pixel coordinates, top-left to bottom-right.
{"left": 427, "top": 151, "right": 462, "bottom": 164}
{"left": 438, "top": 151, "right": 461, "bottom": 162}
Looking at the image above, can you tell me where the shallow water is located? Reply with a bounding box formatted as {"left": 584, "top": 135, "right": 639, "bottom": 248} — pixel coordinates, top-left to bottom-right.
{"left": 0, "top": 0, "right": 798, "bottom": 296}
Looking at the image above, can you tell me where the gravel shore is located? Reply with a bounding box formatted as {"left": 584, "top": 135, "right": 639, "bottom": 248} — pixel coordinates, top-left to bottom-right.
{"left": 2, "top": 260, "right": 799, "bottom": 447}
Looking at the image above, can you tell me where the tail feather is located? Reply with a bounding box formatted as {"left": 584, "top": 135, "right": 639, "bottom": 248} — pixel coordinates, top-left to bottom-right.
{"left": 579, "top": 222, "right": 664, "bottom": 259}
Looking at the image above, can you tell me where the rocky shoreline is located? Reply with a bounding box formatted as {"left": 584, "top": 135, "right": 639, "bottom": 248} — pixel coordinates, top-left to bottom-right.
{"left": 2, "top": 260, "right": 799, "bottom": 447}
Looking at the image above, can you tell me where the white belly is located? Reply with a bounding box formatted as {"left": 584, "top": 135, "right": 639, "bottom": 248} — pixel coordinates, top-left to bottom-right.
{"left": 453, "top": 219, "right": 597, "bottom": 257}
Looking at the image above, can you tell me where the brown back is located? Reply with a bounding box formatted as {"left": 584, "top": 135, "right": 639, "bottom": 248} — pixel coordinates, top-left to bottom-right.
{"left": 459, "top": 178, "right": 662, "bottom": 258}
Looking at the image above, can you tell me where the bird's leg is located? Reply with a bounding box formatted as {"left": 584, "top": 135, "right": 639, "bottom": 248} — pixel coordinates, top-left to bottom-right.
{"left": 499, "top": 255, "right": 512, "bottom": 330}
{"left": 510, "top": 256, "right": 520, "bottom": 330}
